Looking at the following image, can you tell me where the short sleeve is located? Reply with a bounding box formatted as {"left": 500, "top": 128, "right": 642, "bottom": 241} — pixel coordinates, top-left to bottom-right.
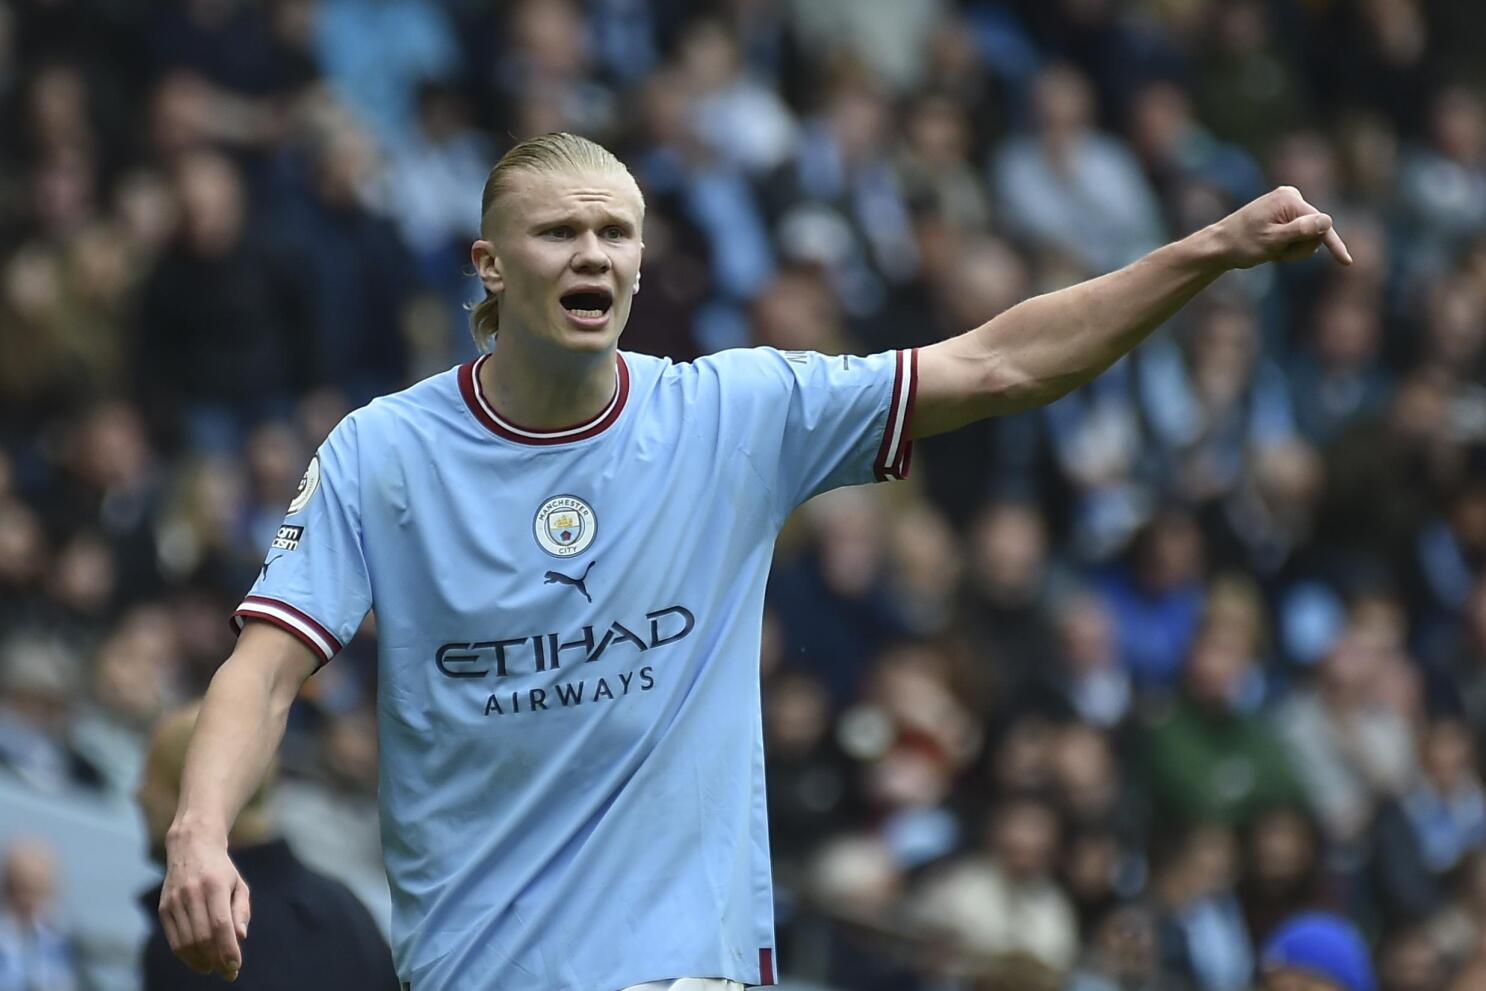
{"left": 726, "top": 347, "right": 917, "bottom": 518}
{"left": 231, "top": 416, "right": 373, "bottom": 667}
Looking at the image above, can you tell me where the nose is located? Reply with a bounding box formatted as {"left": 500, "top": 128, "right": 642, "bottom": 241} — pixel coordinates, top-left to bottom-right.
{"left": 569, "top": 230, "right": 610, "bottom": 275}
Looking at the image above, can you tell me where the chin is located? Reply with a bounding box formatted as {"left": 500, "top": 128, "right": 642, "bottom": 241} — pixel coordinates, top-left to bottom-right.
{"left": 552, "top": 316, "right": 625, "bottom": 352}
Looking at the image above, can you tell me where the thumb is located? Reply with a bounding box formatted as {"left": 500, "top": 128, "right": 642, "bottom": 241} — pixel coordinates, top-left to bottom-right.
{"left": 1276, "top": 212, "right": 1333, "bottom": 243}
{"left": 231, "top": 880, "right": 251, "bottom": 941}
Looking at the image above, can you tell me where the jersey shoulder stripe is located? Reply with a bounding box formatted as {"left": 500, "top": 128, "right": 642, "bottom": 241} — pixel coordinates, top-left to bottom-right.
{"left": 873, "top": 348, "right": 917, "bottom": 481}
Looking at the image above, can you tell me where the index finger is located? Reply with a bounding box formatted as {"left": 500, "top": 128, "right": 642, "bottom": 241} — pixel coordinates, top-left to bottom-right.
{"left": 1321, "top": 225, "right": 1352, "bottom": 266}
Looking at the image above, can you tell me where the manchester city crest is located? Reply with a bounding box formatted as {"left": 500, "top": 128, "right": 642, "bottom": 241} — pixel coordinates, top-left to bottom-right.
{"left": 533, "top": 494, "right": 595, "bottom": 557}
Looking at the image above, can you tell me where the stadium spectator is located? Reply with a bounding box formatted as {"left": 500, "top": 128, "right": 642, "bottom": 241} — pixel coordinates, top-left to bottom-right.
{"left": 961, "top": 499, "right": 1061, "bottom": 689}
{"left": 764, "top": 669, "right": 854, "bottom": 875}
{"left": 1425, "top": 847, "right": 1486, "bottom": 977}
{"left": 896, "top": 92, "right": 992, "bottom": 236}
{"left": 769, "top": 487, "right": 910, "bottom": 705}
{"left": 1258, "top": 911, "right": 1376, "bottom": 991}
{"left": 801, "top": 834, "right": 923, "bottom": 991}
{"left": 782, "top": 0, "right": 943, "bottom": 95}
{"left": 1376, "top": 926, "right": 1447, "bottom": 991}
{"left": 1052, "top": 722, "right": 1143, "bottom": 847}
{"left": 1138, "top": 298, "right": 1298, "bottom": 508}
{"left": 1436, "top": 576, "right": 1486, "bottom": 745}
{"left": 1195, "top": 0, "right": 1307, "bottom": 154}
{"left": 629, "top": 64, "right": 774, "bottom": 326}
{"left": 1203, "top": 439, "right": 1325, "bottom": 585}
{"left": 1096, "top": 509, "right": 1207, "bottom": 692}
{"left": 883, "top": 503, "right": 963, "bottom": 638}
{"left": 134, "top": 704, "right": 396, "bottom": 991}
{"left": 272, "top": 705, "right": 391, "bottom": 928}
{"left": 310, "top": 0, "right": 459, "bottom": 147}
{"left": 1040, "top": 356, "right": 1148, "bottom": 561}
{"left": 908, "top": 795, "right": 1078, "bottom": 974}
{"left": 69, "top": 605, "right": 181, "bottom": 798}
{"left": 1067, "top": 903, "right": 1185, "bottom": 991}
{"left": 1030, "top": 592, "right": 1133, "bottom": 730}
{"left": 1277, "top": 624, "right": 1418, "bottom": 845}
{"left": 993, "top": 63, "right": 1165, "bottom": 274}
{"left": 1143, "top": 621, "right": 1303, "bottom": 827}
{"left": 0, "top": 498, "right": 51, "bottom": 634}
{"left": 1396, "top": 87, "right": 1486, "bottom": 286}
{"left": 1238, "top": 807, "right": 1332, "bottom": 949}
{"left": 0, "top": 634, "right": 98, "bottom": 792}
{"left": 0, "top": 838, "right": 77, "bottom": 991}
{"left": 376, "top": 81, "right": 495, "bottom": 295}
{"left": 1152, "top": 822, "right": 1254, "bottom": 991}
{"left": 1372, "top": 718, "right": 1486, "bottom": 928}
{"left": 772, "top": 71, "right": 917, "bottom": 295}
{"left": 266, "top": 116, "right": 419, "bottom": 401}
{"left": 678, "top": 18, "right": 797, "bottom": 177}
{"left": 135, "top": 149, "right": 304, "bottom": 450}
{"left": 1288, "top": 282, "right": 1392, "bottom": 447}
{"left": 1128, "top": 80, "right": 1265, "bottom": 216}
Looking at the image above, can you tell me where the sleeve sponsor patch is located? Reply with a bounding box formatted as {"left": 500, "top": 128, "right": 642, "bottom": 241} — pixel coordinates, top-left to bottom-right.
{"left": 271, "top": 525, "right": 304, "bottom": 551}
{"left": 287, "top": 455, "right": 321, "bottom": 514}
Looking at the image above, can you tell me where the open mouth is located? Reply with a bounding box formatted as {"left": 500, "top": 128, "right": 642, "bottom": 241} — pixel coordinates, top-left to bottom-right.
{"left": 560, "top": 289, "right": 613, "bottom": 320}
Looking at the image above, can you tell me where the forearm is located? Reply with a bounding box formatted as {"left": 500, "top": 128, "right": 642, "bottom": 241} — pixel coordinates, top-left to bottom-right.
{"left": 967, "top": 225, "right": 1228, "bottom": 415}
{"left": 169, "top": 652, "right": 297, "bottom": 843}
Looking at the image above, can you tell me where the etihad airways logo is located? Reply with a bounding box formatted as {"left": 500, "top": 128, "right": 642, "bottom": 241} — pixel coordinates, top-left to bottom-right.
{"left": 434, "top": 605, "right": 695, "bottom": 680}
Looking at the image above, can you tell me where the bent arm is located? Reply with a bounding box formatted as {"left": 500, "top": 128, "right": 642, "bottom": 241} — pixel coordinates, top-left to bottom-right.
{"left": 911, "top": 186, "right": 1351, "bottom": 438}
{"left": 169, "top": 621, "right": 318, "bottom": 845}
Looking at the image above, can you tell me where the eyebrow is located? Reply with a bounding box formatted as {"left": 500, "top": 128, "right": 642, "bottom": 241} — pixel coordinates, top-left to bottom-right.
{"left": 527, "top": 210, "right": 638, "bottom": 233}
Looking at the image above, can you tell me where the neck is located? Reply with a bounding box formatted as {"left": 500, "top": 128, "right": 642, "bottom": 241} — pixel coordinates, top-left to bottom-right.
{"left": 481, "top": 331, "right": 618, "bottom": 430}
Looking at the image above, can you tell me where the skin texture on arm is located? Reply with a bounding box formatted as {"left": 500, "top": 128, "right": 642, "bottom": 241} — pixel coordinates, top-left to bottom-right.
{"left": 158, "top": 621, "right": 318, "bottom": 981}
{"left": 912, "top": 186, "right": 1352, "bottom": 439}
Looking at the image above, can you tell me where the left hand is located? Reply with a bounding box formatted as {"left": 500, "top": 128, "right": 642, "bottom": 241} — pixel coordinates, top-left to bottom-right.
{"left": 1211, "top": 186, "right": 1353, "bottom": 270}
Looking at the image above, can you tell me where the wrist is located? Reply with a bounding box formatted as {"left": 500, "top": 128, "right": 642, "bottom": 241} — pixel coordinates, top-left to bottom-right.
{"left": 167, "top": 811, "right": 230, "bottom": 848}
{"left": 1181, "top": 223, "right": 1237, "bottom": 275}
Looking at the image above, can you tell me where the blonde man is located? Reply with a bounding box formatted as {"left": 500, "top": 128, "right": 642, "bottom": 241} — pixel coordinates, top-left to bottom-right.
{"left": 160, "top": 132, "right": 1349, "bottom": 989}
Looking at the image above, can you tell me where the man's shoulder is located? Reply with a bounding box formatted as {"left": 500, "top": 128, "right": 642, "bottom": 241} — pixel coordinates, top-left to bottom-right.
{"left": 636, "top": 346, "right": 811, "bottom": 389}
{"left": 338, "top": 364, "right": 467, "bottom": 444}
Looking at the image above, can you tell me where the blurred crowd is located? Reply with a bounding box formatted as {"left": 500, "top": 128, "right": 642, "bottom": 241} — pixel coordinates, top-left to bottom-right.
{"left": 1, "top": 0, "right": 1486, "bottom": 989}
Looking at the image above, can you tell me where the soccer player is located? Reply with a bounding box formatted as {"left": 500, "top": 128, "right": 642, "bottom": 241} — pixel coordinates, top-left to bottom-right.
{"left": 159, "top": 132, "right": 1350, "bottom": 990}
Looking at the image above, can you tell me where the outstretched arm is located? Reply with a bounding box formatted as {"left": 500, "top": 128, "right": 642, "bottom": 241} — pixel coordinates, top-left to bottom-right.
{"left": 910, "top": 186, "right": 1352, "bottom": 439}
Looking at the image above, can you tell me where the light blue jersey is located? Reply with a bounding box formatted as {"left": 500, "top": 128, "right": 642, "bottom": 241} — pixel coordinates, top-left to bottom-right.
{"left": 232, "top": 346, "right": 918, "bottom": 991}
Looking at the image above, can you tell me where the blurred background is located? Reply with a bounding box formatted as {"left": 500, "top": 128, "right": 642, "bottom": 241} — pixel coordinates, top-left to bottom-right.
{"left": 1, "top": 0, "right": 1485, "bottom": 989}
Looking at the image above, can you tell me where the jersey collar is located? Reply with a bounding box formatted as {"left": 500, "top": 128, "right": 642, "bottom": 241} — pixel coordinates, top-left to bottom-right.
{"left": 459, "top": 352, "right": 629, "bottom": 445}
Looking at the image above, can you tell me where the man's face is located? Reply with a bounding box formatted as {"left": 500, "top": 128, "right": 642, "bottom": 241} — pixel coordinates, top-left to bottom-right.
{"left": 1263, "top": 968, "right": 1343, "bottom": 991}
{"left": 472, "top": 168, "right": 644, "bottom": 356}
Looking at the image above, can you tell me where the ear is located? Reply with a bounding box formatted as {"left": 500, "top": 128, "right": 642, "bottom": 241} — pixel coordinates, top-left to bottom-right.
{"left": 471, "top": 239, "right": 504, "bottom": 295}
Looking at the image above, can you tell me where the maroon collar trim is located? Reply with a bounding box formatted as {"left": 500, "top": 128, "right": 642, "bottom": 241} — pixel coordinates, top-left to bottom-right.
{"left": 458, "top": 352, "right": 629, "bottom": 445}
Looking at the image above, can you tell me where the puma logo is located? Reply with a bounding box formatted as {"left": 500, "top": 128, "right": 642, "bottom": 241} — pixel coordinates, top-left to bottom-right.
{"left": 259, "top": 554, "right": 284, "bottom": 581}
{"left": 543, "top": 561, "right": 596, "bottom": 603}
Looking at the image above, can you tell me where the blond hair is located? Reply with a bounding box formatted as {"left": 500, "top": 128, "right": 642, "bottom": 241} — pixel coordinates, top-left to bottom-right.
{"left": 469, "top": 132, "right": 641, "bottom": 352}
